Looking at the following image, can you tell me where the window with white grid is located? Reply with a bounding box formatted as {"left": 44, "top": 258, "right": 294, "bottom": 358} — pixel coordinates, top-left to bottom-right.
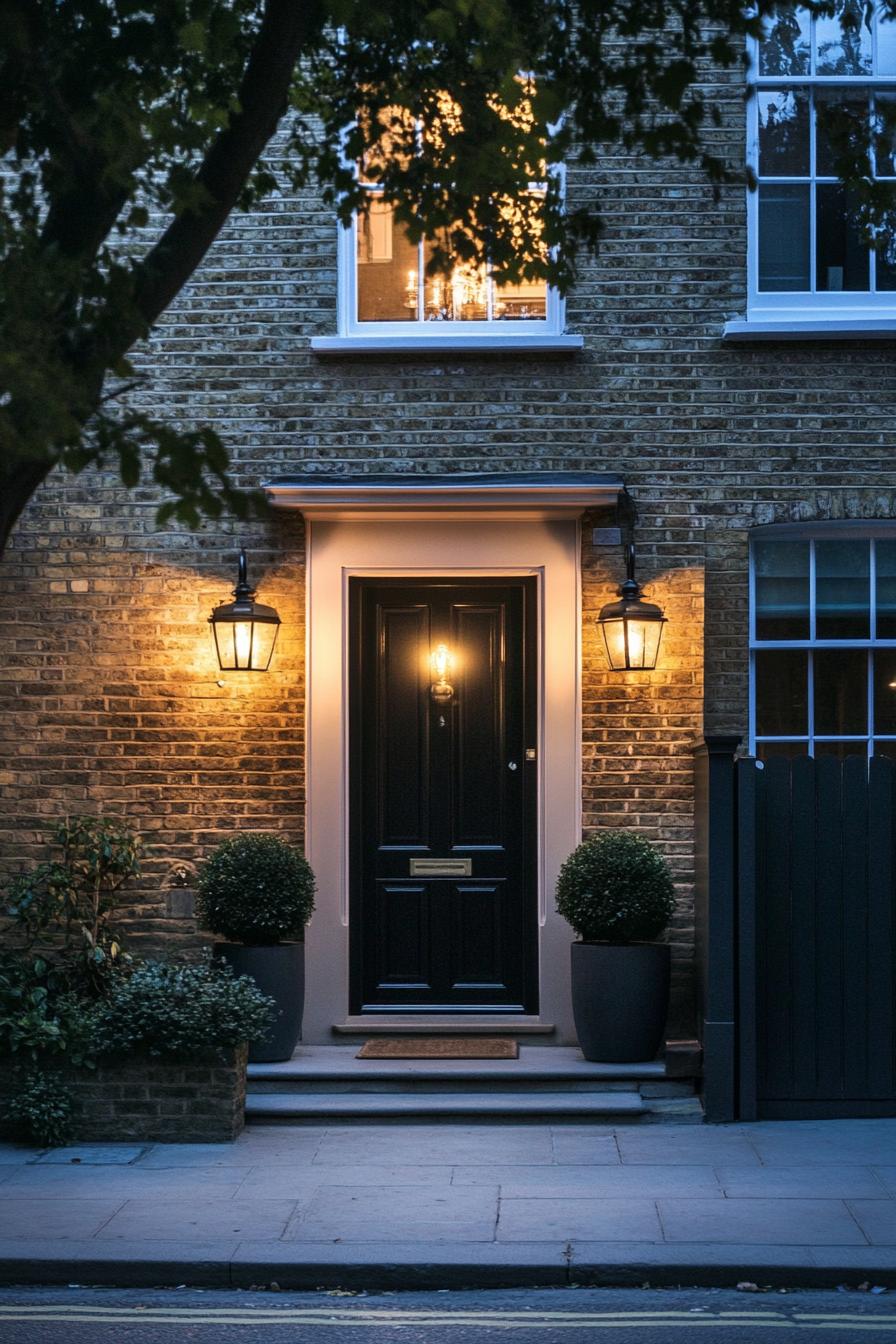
{"left": 749, "top": 525, "right": 896, "bottom": 760}
{"left": 749, "top": 5, "right": 896, "bottom": 321}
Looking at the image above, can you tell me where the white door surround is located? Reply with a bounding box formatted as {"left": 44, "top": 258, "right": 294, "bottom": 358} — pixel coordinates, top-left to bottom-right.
{"left": 273, "top": 477, "right": 618, "bottom": 1046}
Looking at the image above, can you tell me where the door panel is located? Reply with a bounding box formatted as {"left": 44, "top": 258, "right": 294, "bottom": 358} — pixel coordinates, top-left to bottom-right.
{"left": 350, "top": 578, "right": 538, "bottom": 1012}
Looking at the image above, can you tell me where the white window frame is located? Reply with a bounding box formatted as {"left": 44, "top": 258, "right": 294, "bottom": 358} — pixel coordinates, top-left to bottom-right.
{"left": 311, "top": 140, "right": 581, "bottom": 353}
{"left": 748, "top": 523, "right": 896, "bottom": 759}
{"left": 726, "top": 10, "right": 896, "bottom": 338}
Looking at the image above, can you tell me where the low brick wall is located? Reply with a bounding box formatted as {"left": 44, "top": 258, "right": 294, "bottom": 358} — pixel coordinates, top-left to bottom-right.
{"left": 1, "top": 1046, "right": 248, "bottom": 1143}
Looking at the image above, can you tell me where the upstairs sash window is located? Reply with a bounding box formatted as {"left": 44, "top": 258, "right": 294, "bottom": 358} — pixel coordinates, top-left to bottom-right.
{"left": 749, "top": 5, "right": 896, "bottom": 321}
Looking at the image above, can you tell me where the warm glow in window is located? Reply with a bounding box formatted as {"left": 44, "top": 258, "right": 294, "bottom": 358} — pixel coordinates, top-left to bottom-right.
{"left": 353, "top": 85, "right": 550, "bottom": 329}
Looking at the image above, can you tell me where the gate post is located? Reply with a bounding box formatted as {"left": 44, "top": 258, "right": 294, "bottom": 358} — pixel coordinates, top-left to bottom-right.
{"left": 693, "top": 734, "right": 741, "bottom": 1122}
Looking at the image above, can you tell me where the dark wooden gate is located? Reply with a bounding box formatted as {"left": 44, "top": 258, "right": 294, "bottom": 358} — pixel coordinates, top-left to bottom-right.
{"left": 738, "top": 755, "right": 896, "bottom": 1119}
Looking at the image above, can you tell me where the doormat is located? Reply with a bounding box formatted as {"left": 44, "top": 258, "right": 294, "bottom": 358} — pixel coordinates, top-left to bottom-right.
{"left": 357, "top": 1037, "right": 519, "bottom": 1060}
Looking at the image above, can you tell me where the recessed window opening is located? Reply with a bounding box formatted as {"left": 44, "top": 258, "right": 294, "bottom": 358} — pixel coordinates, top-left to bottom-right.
{"left": 749, "top": 528, "right": 896, "bottom": 759}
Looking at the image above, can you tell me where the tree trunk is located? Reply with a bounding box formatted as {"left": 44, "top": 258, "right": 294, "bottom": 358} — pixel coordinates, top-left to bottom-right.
{"left": 0, "top": 456, "right": 55, "bottom": 556}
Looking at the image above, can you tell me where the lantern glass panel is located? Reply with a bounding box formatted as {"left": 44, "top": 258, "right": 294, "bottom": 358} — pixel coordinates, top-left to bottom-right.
{"left": 251, "top": 622, "right": 279, "bottom": 671}
{"left": 599, "top": 617, "right": 628, "bottom": 671}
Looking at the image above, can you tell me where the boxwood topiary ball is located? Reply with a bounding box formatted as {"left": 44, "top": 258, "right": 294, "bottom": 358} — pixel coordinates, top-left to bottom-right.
{"left": 196, "top": 834, "right": 316, "bottom": 945}
{"left": 555, "top": 830, "right": 675, "bottom": 944}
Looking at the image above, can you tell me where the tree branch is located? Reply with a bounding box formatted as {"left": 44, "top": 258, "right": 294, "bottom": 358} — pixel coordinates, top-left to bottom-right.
{"left": 130, "top": 0, "right": 326, "bottom": 335}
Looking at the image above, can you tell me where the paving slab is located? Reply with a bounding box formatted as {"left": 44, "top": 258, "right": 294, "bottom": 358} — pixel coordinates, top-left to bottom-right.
{"left": 846, "top": 1200, "right": 896, "bottom": 1245}
{"left": 96, "top": 1198, "right": 300, "bottom": 1243}
{"left": 615, "top": 1129, "right": 763, "bottom": 1165}
{"left": 549, "top": 1132, "right": 622, "bottom": 1165}
{"left": 716, "top": 1165, "right": 890, "bottom": 1199}
{"left": 0, "top": 1199, "right": 126, "bottom": 1239}
{"left": 745, "top": 1128, "right": 896, "bottom": 1167}
{"left": 135, "top": 1137, "right": 324, "bottom": 1167}
{"left": 241, "top": 1164, "right": 455, "bottom": 1198}
{"left": 284, "top": 1185, "right": 499, "bottom": 1243}
{"left": 658, "top": 1197, "right": 869, "bottom": 1245}
{"left": 0, "top": 1165, "right": 244, "bottom": 1198}
{"left": 0, "top": 1144, "right": 45, "bottom": 1167}
{"left": 498, "top": 1197, "right": 662, "bottom": 1243}
{"left": 311, "top": 1126, "right": 555, "bottom": 1166}
{"left": 874, "top": 1168, "right": 896, "bottom": 1197}
{"left": 452, "top": 1163, "right": 723, "bottom": 1197}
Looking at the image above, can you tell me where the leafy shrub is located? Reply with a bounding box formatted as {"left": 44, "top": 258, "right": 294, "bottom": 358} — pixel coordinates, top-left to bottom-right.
{"left": 0, "top": 954, "right": 96, "bottom": 1066}
{"left": 196, "top": 834, "right": 315, "bottom": 944}
{"left": 555, "top": 831, "right": 675, "bottom": 944}
{"left": 90, "top": 958, "right": 275, "bottom": 1059}
{"left": 4, "top": 815, "right": 139, "bottom": 991}
{"left": 4, "top": 1068, "right": 74, "bottom": 1147}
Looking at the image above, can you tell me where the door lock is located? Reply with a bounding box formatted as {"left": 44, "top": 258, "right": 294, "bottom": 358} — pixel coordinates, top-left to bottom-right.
{"left": 508, "top": 761, "right": 518, "bottom": 771}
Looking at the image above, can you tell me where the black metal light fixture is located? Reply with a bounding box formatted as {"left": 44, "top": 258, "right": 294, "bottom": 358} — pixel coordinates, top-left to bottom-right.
{"left": 209, "top": 549, "right": 281, "bottom": 671}
{"left": 596, "top": 543, "right": 666, "bottom": 671}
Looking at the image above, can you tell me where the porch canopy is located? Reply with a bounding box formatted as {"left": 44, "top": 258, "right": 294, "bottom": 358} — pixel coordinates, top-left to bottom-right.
{"left": 264, "top": 471, "right": 623, "bottom": 520}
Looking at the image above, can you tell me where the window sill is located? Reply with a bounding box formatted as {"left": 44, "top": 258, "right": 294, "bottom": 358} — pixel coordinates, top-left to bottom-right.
{"left": 310, "top": 333, "right": 584, "bottom": 355}
{"left": 723, "top": 316, "right": 896, "bottom": 341}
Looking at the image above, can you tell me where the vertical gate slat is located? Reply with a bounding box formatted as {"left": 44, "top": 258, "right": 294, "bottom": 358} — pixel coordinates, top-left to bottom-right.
{"left": 737, "top": 759, "right": 758, "bottom": 1121}
{"left": 814, "top": 756, "right": 846, "bottom": 1101}
{"left": 790, "top": 756, "right": 818, "bottom": 1101}
{"left": 761, "top": 758, "right": 795, "bottom": 1100}
{"left": 842, "top": 755, "right": 871, "bottom": 1099}
{"left": 867, "top": 758, "right": 896, "bottom": 1097}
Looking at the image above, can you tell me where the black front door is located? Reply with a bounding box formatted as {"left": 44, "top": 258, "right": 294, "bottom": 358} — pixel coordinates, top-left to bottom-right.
{"left": 349, "top": 578, "right": 538, "bottom": 1013}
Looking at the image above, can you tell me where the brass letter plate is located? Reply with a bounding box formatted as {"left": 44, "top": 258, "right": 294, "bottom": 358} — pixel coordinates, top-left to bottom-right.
{"left": 409, "top": 858, "right": 472, "bottom": 877}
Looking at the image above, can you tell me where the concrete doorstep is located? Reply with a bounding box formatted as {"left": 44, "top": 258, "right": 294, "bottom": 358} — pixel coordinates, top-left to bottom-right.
{"left": 0, "top": 1120, "right": 895, "bottom": 1291}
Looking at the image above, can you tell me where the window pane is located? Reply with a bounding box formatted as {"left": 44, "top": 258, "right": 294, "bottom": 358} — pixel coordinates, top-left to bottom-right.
{"left": 815, "top": 10, "right": 873, "bottom": 74}
{"left": 873, "top": 740, "right": 896, "bottom": 759}
{"left": 759, "top": 185, "right": 810, "bottom": 290}
{"left": 494, "top": 277, "right": 547, "bottom": 320}
{"left": 357, "top": 203, "right": 420, "bottom": 322}
{"left": 754, "top": 539, "right": 810, "bottom": 639}
{"left": 873, "top": 651, "right": 896, "bottom": 734}
{"left": 815, "top": 539, "right": 870, "bottom": 637}
{"left": 755, "top": 650, "right": 808, "bottom": 735}
{"left": 874, "top": 93, "right": 896, "bottom": 176}
{"left": 879, "top": 15, "right": 896, "bottom": 75}
{"left": 814, "top": 648, "right": 868, "bottom": 735}
{"left": 816, "top": 185, "right": 870, "bottom": 292}
{"left": 759, "top": 91, "right": 810, "bottom": 176}
{"left": 757, "top": 741, "right": 809, "bottom": 760}
{"left": 875, "top": 227, "right": 896, "bottom": 290}
{"left": 759, "top": 6, "right": 811, "bottom": 75}
{"left": 421, "top": 240, "right": 488, "bottom": 322}
{"left": 814, "top": 740, "right": 868, "bottom": 759}
{"left": 876, "top": 540, "right": 896, "bottom": 636}
{"left": 816, "top": 93, "right": 870, "bottom": 178}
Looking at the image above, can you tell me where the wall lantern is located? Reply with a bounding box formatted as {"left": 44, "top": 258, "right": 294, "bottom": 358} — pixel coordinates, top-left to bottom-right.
{"left": 596, "top": 544, "right": 666, "bottom": 671}
{"left": 209, "top": 549, "right": 281, "bottom": 671}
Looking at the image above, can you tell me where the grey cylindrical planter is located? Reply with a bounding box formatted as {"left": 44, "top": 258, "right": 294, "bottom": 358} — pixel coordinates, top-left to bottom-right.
{"left": 570, "top": 942, "right": 670, "bottom": 1063}
{"left": 216, "top": 942, "right": 304, "bottom": 1063}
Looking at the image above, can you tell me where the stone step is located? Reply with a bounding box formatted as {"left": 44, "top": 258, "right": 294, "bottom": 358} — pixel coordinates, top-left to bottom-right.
{"left": 245, "top": 1090, "right": 647, "bottom": 1123}
{"left": 247, "top": 1048, "right": 670, "bottom": 1091}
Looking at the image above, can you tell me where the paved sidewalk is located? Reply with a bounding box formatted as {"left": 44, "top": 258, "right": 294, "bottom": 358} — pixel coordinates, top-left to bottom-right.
{"left": 1, "top": 1120, "right": 895, "bottom": 1290}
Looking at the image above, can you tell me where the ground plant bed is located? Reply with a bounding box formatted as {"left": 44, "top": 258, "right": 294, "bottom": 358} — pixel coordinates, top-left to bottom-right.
{"left": 0, "top": 1046, "right": 248, "bottom": 1144}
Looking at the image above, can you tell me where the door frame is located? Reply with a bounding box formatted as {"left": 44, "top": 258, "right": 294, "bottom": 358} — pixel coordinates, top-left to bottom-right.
{"left": 303, "top": 518, "right": 582, "bottom": 1044}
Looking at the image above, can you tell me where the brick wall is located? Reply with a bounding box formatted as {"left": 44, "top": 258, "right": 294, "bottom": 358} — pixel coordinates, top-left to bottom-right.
{"left": 2, "top": 70, "right": 896, "bottom": 1035}
{"left": 0, "top": 1048, "right": 247, "bottom": 1143}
